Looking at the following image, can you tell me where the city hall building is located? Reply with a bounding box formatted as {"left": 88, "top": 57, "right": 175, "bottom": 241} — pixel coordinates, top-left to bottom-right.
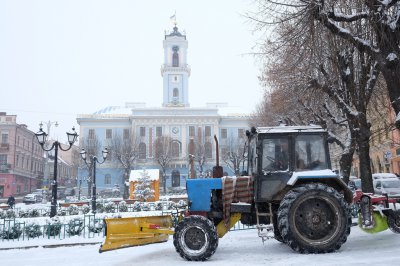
{"left": 77, "top": 25, "right": 250, "bottom": 192}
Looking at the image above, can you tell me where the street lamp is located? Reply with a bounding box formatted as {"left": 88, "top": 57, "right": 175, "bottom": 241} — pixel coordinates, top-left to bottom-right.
{"left": 35, "top": 126, "right": 78, "bottom": 218}
{"left": 80, "top": 147, "right": 108, "bottom": 214}
{"left": 39, "top": 121, "right": 58, "bottom": 189}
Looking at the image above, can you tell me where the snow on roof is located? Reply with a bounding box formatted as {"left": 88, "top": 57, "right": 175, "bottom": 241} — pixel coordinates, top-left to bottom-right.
{"left": 93, "top": 106, "right": 132, "bottom": 115}
{"left": 129, "top": 169, "right": 160, "bottom": 182}
{"left": 257, "top": 125, "right": 326, "bottom": 134}
{"left": 217, "top": 106, "right": 249, "bottom": 117}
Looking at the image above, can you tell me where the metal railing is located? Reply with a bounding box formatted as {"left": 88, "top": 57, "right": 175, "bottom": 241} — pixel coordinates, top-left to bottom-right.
{"left": 0, "top": 214, "right": 104, "bottom": 242}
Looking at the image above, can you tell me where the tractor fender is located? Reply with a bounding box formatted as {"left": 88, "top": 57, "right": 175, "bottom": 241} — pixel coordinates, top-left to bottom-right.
{"left": 287, "top": 170, "right": 353, "bottom": 204}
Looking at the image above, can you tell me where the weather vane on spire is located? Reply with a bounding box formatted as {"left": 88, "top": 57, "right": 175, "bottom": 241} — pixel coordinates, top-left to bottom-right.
{"left": 170, "top": 11, "right": 177, "bottom": 26}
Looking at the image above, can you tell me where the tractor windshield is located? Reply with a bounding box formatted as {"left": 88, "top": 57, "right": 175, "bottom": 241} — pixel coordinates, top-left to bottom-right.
{"left": 295, "top": 135, "right": 328, "bottom": 171}
{"left": 262, "top": 137, "right": 289, "bottom": 171}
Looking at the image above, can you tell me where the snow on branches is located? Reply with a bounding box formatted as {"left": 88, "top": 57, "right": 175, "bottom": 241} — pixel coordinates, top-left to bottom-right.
{"left": 133, "top": 169, "right": 155, "bottom": 202}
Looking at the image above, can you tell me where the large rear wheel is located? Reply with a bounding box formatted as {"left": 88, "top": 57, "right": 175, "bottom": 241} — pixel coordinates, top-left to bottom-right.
{"left": 388, "top": 210, "right": 400, "bottom": 234}
{"left": 278, "top": 183, "right": 351, "bottom": 253}
{"left": 173, "top": 215, "right": 218, "bottom": 261}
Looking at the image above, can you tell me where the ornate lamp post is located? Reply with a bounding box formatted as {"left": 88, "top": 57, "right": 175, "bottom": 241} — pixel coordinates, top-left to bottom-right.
{"left": 35, "top": 126, "right": 78, "bottom": 218}
{"left": 80, "top": 148, "right": 108, "bottom": 214}
{"left": 39, "top": 121, "right": 58, "bottom": 189}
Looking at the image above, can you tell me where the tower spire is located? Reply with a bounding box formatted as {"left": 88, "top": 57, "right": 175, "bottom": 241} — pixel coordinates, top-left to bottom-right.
{"left": 170, "top": 11, "right": 177, "bottom": 27}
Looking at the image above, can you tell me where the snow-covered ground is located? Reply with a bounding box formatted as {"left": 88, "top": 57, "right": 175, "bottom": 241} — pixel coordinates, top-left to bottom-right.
{"left": 1, "top": 224, "right": 400, "bottom": 266}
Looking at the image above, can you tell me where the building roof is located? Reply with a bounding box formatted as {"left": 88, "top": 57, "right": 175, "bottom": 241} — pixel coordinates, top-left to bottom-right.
{"left": 165, "top": 26, "right": 186, "bottom": 39}
{"left": 90, "top": 104, "right": 249, "bottom": 118}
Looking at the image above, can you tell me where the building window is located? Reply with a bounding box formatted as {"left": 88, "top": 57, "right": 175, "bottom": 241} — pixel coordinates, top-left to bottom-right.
{"left": 156, "top": 127, "right": 162, "bottom": 137}
{"left": 221, "top": 128, "right": 227, "bottom": 139}
{"left": 173, "top": 88, "right": 179, "bottom": 97}
{"left": 238, "top": 129, "right": 245, "bottom": 138}
{"left": 205, "top": 142, "right": 212, "bottom": 158}
{"left": 1, "top": 133, "right": 8, "bottom": 143}
{"left": 189, "top": 126, "right": 195, "bottom": 137}
{"left": 172, "top": 170, "right": 180, "bottom": 187}
{"left": 139, "top": 143, "right": 147, "bottom": 159}
{"left": 123, "top": 129, "right": 129, "bottom": 139}
{"left": 172, "top": 46, "right": 179, "bottom": 67}
{"left": 106, "top": 129, "right": 112, "bottom": 139}
{"left": 88, "top": 129, "right": 95, "bottom": 139}
{"left": 171, "top": 141, "right": 181, "bottom": 158}
{"left": 140, "top": 127, "right": 146, "bottom": 137}
{"left": 0, "top": 154, "right": 6, "bottom": 165}
{"left": 104, "top": 174, "right": 111, "bottom": 185}
{"left": 205, "top": 126, "right": 211, "bottom": 137}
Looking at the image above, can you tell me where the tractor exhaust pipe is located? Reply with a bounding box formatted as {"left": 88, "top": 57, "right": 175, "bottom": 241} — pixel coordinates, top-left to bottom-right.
{"left": 213, "top": 135, "right": 223, "bottom": 178}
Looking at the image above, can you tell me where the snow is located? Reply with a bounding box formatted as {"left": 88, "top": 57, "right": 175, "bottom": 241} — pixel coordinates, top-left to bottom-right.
{"left": 387, "top": 53, "right": 397, "bottom": 61}
{"left": 345, "top": 67, "right": 351, "bottom": 75}
{"left": 287, "top": 169, "right": 337, "bottom": 185}
{"left": 129, "top": 169, "right": 160, "bottom": 182}
{"left": 1, "top": 225, "right": 400, "bottom": 265}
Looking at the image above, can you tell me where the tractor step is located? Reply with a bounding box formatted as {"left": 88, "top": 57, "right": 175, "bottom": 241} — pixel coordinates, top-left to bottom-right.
{"left": 230, "top": 202, "right": 252, "bottom": 213}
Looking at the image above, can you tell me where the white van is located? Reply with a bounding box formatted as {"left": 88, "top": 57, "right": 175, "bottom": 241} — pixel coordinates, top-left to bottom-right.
{"left": 373, "top": 178, "right": 400, "bottom": 198}
{"left": 372, "top": 173, "right": 398, "bottom": 179}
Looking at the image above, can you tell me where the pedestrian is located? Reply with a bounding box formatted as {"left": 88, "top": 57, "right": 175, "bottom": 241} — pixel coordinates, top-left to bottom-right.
{"left": 7, "top": 195, "right": 15, "bottom": 209}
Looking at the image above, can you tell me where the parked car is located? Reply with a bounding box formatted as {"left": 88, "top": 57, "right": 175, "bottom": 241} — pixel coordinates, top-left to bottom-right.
{"left": 348, "top": 178, "right": 362, "bottom": 191}
{"left": 373, "top": 178, "right": 400, "bottom": 198}
{"left": 32, "top": 189, "right": 48, "bottom": 199}
{"left": 64, "top": 187, "right": 76, "bottom": 197}
{"left": 23, "top": 193, "right": 43, "bottom": 204}
{"left": 372, "top": 173, "right": 397, "bottom": 179}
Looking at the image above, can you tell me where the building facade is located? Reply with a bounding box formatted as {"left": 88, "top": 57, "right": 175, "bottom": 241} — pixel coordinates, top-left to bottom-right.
{"left": 76, "top": 25, "right": 250, "bottom": 193}
{"left": 0, "top": 113, "right": 45, "bottom": 198}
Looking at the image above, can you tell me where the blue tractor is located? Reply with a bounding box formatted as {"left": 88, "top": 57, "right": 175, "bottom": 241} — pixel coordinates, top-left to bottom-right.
{"left": 100, "top": 125, "right": 353, "bottom": 261}
{"left": 173, "top": 125, "right": 352, "bottom": 260}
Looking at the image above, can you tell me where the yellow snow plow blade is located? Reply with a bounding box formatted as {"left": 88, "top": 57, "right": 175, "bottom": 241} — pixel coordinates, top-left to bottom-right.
{"left": 99, "top": 215, "right": 174, "bottom": 253}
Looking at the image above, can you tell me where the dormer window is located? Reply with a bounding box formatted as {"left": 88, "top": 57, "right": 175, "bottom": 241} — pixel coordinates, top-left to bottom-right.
{"left": 172, "top": 46, "right": 179, "bottom": 67}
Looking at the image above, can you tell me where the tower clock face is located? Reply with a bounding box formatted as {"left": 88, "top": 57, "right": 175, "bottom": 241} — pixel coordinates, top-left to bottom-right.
{"left": 172, "top": 127, "right": 179, "bottom": 134}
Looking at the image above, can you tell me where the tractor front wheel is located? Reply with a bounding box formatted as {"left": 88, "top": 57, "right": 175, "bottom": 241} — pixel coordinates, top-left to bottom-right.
{"left": 278, "top": 183, "right": 351, "bottom": 253}
{"left": 173, "top": 215, "right": 218, "bottom": 261}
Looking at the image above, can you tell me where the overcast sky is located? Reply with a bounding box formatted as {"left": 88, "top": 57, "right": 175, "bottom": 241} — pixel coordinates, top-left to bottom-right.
{"left": 0, "top": 0, "right": 264, "bottom": 141}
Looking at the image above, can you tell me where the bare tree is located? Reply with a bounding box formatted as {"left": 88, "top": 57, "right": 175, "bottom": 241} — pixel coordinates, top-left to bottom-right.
{"left": 80, "top": 134, "right": 101, "bottom": 197}
{"left": 249, "top": 1, "right": 381, "bottom": 191}
{"left": 109, "top": 131, "right": 139, "bottom": 199}
{"left": 221, "top": 137, "right": 247, "bottom": 176}
{"left": 154, "top": 135, "right": 173, "bottom": 193}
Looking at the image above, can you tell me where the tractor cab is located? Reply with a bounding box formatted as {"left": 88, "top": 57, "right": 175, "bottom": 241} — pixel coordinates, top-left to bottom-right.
{"left": 246, "top": 125, "right": 334, "bottom": 202}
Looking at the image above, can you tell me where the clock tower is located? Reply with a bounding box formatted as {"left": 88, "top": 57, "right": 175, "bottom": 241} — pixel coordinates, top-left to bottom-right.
{"left": 161, "top": 24, "right": 191, "bottom": 107}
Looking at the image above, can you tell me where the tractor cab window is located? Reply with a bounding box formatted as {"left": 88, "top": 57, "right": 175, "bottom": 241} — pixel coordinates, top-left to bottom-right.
{"left": 262, "top": 137, "right": 289, "bottom": 172}
{"left": 295, "top": 135, "right": 328, "bottom": 171}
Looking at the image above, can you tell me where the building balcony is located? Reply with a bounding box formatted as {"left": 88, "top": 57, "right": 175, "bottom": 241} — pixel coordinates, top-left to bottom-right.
{"left": 160, "top": 64, "right": 191, "bottom": 76}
